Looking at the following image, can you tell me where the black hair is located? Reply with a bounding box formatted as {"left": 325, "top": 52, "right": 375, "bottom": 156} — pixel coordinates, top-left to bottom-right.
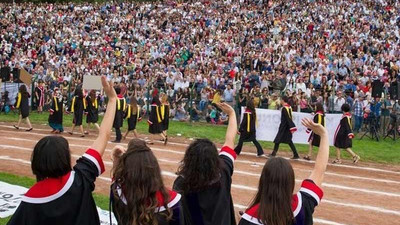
{"left": 341, "top": 103, "right": 350, "bottom": 112}
{"left": 315, "top": 103, "right": 324, "bottom": 114}
{"left": 281, "top": 95, "right": 289, "bottom": 103}
{"left": 115, "top": 86, "right": 121, "bottom": 95}
{"left": 31, "top": 136, "right": 72, "bottom": 181}
{"left": 74, "top": 88, "right": 83, "bottom": 98}
{"left": 176, "top": 139, "right": 221, "bottom": 193}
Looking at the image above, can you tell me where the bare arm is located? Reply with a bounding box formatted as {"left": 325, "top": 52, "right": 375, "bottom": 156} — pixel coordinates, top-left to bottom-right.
{"left": 90, "top": 76, "right": 117, "bottom": 156}
{"left": 302, "top": 118, "right": 329, "bottom": 187}
{"left": 217, "top": 103, "right": 237, "bottom": 149}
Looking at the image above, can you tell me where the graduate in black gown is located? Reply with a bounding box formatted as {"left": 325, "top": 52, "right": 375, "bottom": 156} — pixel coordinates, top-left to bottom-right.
{"left": 112, "top": 87, "right": 126, "bottom": 143}
{"left": 160, "top": 93, "right": 170, "bottom": 145}
{"left": 234, "top": 99, "right": 265, "bottom": 157}
{"left": 48, "top": 88, "right": 64, "bottom": 134}
{"left": 269, "top": 96, "right": 300, "bottom": 159}
{"left": 123, "top": 96, "right": 141, "bottom": 140}
{"left": 148, "top": 90, "right": 165, "bottom": 142}
{"left": 13, "top": 85, "right": 33, "bottom": 131}
{"left": 333, "top": 104, "right": 360, "bottom": 164}
{"left": 7, "top": 76, "right": 118, "bottom": 225}
{"left": 110, "top": 139, "right": 184, "bottom": 225}
{"left": 173, "top": 103, "right": 237, "bottom": 225}
{"left": 304, "top": 103, "right": 325, "bottom": 161}
{"left": 68, "top": 88, "right": 86, "bottom": 137}
{"left": 238, "top": 118, "right": 329, "bottom": 225}
{"left": 85, "top": 90, "right": 100, "bottom": 134}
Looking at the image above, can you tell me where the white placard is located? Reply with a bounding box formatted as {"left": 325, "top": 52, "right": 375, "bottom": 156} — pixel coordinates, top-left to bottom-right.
{"left": 83, "top": 76, "right": 103, "bottom": 90}
{"left": 241, "top": 108, "right": 342, "bottom": 146}
{"left": 0, "top": 181, "right": 116, "bottom": 225}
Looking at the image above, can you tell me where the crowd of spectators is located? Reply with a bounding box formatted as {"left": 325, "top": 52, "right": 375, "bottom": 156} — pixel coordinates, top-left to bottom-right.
{"left": 1, "top": 0, "right": 400, "bottom": 132}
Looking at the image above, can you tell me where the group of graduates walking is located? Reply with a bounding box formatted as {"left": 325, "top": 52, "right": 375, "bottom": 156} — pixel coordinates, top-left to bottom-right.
{"left": 235, "top": 96, "right": 360, "bottom": 164}
{"left": 8, "top": 77, "right": 331, "bottom": 225}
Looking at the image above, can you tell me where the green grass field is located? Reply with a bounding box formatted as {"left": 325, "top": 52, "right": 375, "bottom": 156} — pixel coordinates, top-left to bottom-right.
{"left": 0, "top": 172, "right": 109, "bottom": 225}
{"left": 0, "top": 112, "right": 399, "bottom": 164}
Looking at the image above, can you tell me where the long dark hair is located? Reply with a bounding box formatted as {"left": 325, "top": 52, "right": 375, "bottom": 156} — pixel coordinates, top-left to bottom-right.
{"left": 130, "top": 96, "right": 138, "bottom": 115}
{"left": 247, "top": 98, "right": 256, "bottom": 121}
{"left": 249, "top": 157, "right": 295, "bottom": 225}
{"left": 176, "top": 139, "right": 221, "bottom": 193}
{"left": 112, "top": 139, "right": 172, "bottom": 225}
{"left": 19, "top": 85, "right": 29, "bottom": 98}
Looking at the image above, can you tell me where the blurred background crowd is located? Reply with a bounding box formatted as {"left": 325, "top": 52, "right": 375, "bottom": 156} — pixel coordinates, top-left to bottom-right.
{"left": 0, "top": 0, "right": 400, "bottom": 134}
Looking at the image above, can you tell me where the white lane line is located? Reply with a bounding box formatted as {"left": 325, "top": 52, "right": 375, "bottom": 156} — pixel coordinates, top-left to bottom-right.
{"left": 1, "top": 125, "right": 400, "bottom": 176}
{"left": 323, "top": 199, "right": 400, "bottom": 216}
{"left": 4, "top": 137, "right": 400, "bottom": 189}
{"left": 0, "top": 154, "right": 399, "bottom": 218}
{"left": 0, "top": 154, "right": 352, "bottom": 225}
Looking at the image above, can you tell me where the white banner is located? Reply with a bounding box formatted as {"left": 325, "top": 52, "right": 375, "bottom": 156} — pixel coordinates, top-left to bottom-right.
{"left": 243, "top": 108, "right": 342, "bottom": 146}
{"left": 0, "top": 181, "right": 116, "bottom": 225}
{"left": 0, "top": 82, "right": 31, "bottom": 106}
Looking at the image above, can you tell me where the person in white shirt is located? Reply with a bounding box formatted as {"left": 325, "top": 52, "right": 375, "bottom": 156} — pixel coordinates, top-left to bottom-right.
{"left": 334, "top": 91, "right": 346, "bottom": 113}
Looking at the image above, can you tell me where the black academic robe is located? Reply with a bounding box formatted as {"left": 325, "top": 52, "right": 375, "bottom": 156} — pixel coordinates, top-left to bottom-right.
{"left": 71, "top": 96, "right": 86, "bottom": 126}
{"left": 274, "top": 106, "right": 297, "bottom": 144}
{"left": 48, "top": 96, "right": 63, "bottom": 125}
{"left": 307, "top": 112, "right": 325, "bottom": 147}
{"left": 111, "top": 188, "right": 184, "bottom": 225}
{"left": 113, "top": 97, "right": 126, "bottom": 129}
{"left": 334, "top": 113, "right": 354, "bottom": 148}
{"left": 125, "top": 105, "right": 140, "bottom": 131}
{"left": 239, "top": 109, "right": 256, "bottom": 141}
{"left": 86, "top": 96, "right": 99, "bottom": 123}
{"left": 173, "top": 146, "right": 237, "bottom": 225}
{"left": 15, "top": 92, "right": 30, "bottom": 118}
{"left": 238, "top": 180, "right": 323, "bottom": 225}
{"left": 7, "top": 149, "right": 105, "bottom": 225}
{"left": 148, "top": 104, "right": 163, "bottom": 134}
{"left": 161, "top": 104, "right": 170, "bottom": 131}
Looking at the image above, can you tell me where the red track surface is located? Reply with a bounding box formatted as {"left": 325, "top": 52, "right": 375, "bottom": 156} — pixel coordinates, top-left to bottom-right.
{"left": 0, "top": 122, "right": 399, "bottom": 225}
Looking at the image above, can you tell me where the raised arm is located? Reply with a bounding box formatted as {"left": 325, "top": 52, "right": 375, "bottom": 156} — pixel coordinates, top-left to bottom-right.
{"left": 301, "top": 118, "right": 329, "bottom": 187}
{"left": 90, "top": 76, "right": 117, "bottom": 156}
{"left": 217, "top": 103, "right": 237, "bottom": 149}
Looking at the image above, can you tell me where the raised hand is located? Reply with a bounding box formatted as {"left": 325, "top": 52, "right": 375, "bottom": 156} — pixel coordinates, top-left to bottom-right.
{"left": 101, "top": 76, "right": 117, "bottom": 99}
{"left": 111, "top": 145, "right": 126, "bottom": 162}
{"left": 217, "top": 102, "right": 235, "bottom": 116}
{"left": 301, "top": 118, "right": 327, "bottom": 136}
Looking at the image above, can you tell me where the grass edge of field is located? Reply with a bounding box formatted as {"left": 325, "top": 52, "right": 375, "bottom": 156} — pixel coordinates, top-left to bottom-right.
{"left": 0, "top": 172, "right": 109, "bottom": 225}
{"left": 0, "top": 112, "right": 399, "bottom": 164}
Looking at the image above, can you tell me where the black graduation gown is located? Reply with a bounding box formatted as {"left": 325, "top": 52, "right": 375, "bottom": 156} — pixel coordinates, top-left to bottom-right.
{"left": 148, "top": 104, "right": 163, "bottom": 134}
{"left": 86, "top": 96, "right": 99, "bottom": 123}
{"left": 239, "top": 109, "right": 256, "bottom": 141}
{"left": 173, "top": 146, "right": 237, "bottom": 225}
{"left": 238, "top": 180, "right": 323, "bottom": 225}
{"left": 334, "top": 113, "right": 354, "bottom": 148}
{"left": 161, "top": 104, "right": 170, "bottom": 131}
{"left": 48, "top": 97, "right": 63, "bottom": 125}
{"left": 307, "top": 112, "right": 325, "bottom": 147}
{"left": 71, "top": 96, "right": 86, "bottom": 126}
{"left": 15, "top": 92, "right": 30, "bottom": 118}
{"left": 274, "top": 106, "right": 297, "bottom": 144}
{"left": 7, "top": 149, "right": 106, "bottom": 225}
{"left": 113, "top": 97, "right": 126, "bottom": 129}
{"left": 111, "top": 187, "right": 184, "bottom": 225}
{"left": 125, "top": 105, "right": 140, "bottom": 131}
